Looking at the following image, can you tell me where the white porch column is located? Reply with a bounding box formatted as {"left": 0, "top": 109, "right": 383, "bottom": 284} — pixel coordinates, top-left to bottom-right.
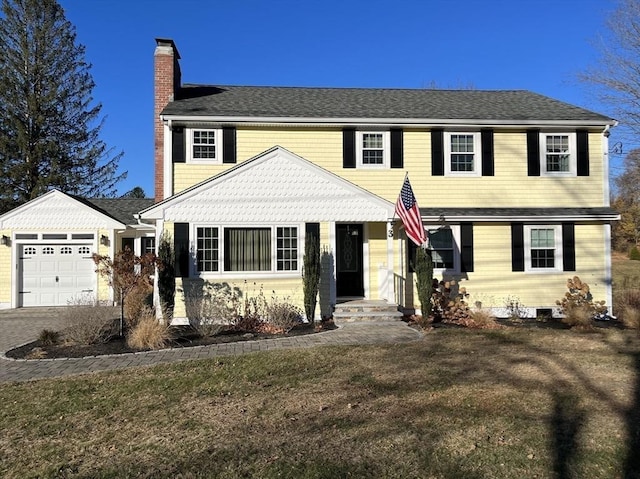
{"left": 154, "top": 219, "right": 163, "bottom": 322}
{"left": 387, "top": 220, "right": 395, "bottom": 303}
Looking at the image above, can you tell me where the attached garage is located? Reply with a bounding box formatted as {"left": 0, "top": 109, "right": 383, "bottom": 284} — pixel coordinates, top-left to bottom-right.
{"left": 19, "top": 243, "right": 95, "bottom": 307}
{"left": 0, "top": 190, "right": 155, "bottom": 309}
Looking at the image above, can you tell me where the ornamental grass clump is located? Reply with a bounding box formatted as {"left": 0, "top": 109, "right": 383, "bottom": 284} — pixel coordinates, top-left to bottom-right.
{"left": 126, "top": 307, "right": 172, "bottom": 350}
{"left": 556, "top": 276, "right": 608, "bottom": 329}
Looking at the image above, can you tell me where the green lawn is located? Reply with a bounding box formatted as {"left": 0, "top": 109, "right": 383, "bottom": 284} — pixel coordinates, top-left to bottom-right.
{"left": 0, "top": 260, "right": 639, "bottom": 478}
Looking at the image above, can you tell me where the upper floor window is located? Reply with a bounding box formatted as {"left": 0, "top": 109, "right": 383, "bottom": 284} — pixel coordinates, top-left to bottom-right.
{"left": 357, "top": 131, "right": 389, "bottom": 168}
{"left": 188, "top": 129, "right": 222, "bottom": 163}
{"left": 444, "top": 132, "right": 481, "bottom": 176}
{"left": 539, "top": 132, "right": 576, "bottom": 176}
{"left": 524, "top": 225, "right": 562, "bottom": 273}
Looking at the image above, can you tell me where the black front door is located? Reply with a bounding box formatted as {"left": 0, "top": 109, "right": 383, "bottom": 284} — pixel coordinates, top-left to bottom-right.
{"left": 336, "top": 224, "right": 364, "bottom": 297}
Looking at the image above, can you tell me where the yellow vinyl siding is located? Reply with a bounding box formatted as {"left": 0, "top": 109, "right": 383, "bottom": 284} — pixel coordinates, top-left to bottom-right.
{"left": 173, "top": 128, "right": 606, "bottom": 207}
{"left": 95, "top": 229, "right": 113, "bottom": 303}
{"left": 405, "top": 222, "right": 610, "bottom": 313}
{"left": 0, "top": 229, "right": 10, "bottom": 303}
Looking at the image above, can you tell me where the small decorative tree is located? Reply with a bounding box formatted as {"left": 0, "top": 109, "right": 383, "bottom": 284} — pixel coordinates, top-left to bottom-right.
{"left": 303, "top": 233, "right": 321, "bottom": 326}
{"left": 157, "top": 231, "right": 176, "bottom": 321}
{"left": 413, "top": 246, "right": 434, "bottom": 320}
{"left": 93, "top": 248, "right": 156, "bottom": 337}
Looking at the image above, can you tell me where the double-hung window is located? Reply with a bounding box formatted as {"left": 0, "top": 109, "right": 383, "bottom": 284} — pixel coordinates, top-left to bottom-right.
{"left": 356, "top": 131, "right": 389, "bottom": 167}
{"left": 524, "top": 225, "right": 562, "bottom": 273}
{"left": 444, "top": 132, "right": 481, "bottom": 176}
{"left": 539, "top": 133, "right": 576, "bottom": 176}
{"left": 188, "top": 129, "right": 222, "bottom": 163}
{"left": 408, "top": 226, "right": 459, "bottom": 273}
{"left": 195, "top": 226, "right": 299, "bottom": 274}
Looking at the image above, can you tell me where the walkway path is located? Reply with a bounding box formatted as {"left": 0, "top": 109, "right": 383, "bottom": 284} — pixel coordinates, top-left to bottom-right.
{"left": 0, "top": 308, "right": 423, "bottom": 384}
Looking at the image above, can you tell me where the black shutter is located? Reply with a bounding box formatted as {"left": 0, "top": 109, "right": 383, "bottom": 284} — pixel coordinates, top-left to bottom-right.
{"left": 174, "top": 223, "right": 190, "bottom": 278}
{"left": 481, "top": 129, "right": 494, "bottom": 176}
{"left": 390, "top": 129, "right": 404, "bottom": 168}
{"left": 407, "top": 239, "right": 417, "bottom": 273}
{"left": 172, "top": 128, "right": 185, "bottom": 163}
{"left": 562, "top": 223, "right": 576, "bottom": 271}
{"left": 460, "top": 223, "right": 474, "bottom": 273}
{"left": 511, "top": 223, "right": 525, "bottom": 272}
{"left": 431, "top": 128, "right": 444, "bottom": 176}
{"left": 343, "top": 128, "right": 356, "bottom": 168}
{"left": 576, "top": 129, "right": 589, "bottom": 176}
{"left": 222, "top": 127, "right": 237, "bottom": 164}
{"left": 527, "top": 129, "right": 540, "bottom": 176}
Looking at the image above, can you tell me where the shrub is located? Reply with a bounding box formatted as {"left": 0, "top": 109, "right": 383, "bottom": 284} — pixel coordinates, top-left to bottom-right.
{"left": 556, "top": 276, "right": 608, "bottom": 328}
{"left": 461, "top": 309, "right": 502, "bottom": 329}
{"left": 62, "top": 296, "right": 117, "bottom": 345}
{"left": 630, "top": 246, "right": 640, "bottom": 261}
{"left": 185, "top": 282, "right": 242, "bottom": 336}
{"left": 303, "top": 232, "right": 320, "bottom": 324}
{"left": 127, "top": 308, "right": 172, "bottom": 350}
{"left": 413, "top": 247, "right": 434, "bottom": 319}
{"left": 124, "top": 282, "right": 153, "bottom": 326}
{"left": 615, "top": 288, "right": 640, "bottom": 330}
{"left": 157, "top": 230, "right": 176, "bottom": 320}
{"left": 504, "top": 295, "right": 527, "bottom": 320}
{"left": 38, "top": 329, "right": 60, "bottom": 346}
{"left": 266, "top": 298, "right": 303, "bottom": 333}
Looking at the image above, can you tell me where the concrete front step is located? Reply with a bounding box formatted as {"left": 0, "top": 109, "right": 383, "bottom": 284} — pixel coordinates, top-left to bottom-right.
{"left": 333, "top": 300, "right": 403, "bottom": 323}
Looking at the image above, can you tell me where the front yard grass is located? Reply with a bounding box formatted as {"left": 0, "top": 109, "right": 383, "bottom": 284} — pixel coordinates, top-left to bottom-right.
{"left": 1, "top": 326, "right": 639, "bottom": 478}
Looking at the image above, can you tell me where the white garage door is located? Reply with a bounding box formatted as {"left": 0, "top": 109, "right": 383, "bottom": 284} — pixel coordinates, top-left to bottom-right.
{"left": 19, "top": 244, "right": 95, "bottom": 307}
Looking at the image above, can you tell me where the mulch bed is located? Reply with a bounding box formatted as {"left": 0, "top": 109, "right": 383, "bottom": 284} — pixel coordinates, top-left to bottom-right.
{"left": 5, "top": 322, "right": 336, "bottom": 360}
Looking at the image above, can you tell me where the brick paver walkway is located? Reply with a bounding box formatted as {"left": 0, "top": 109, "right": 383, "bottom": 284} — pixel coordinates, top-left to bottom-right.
{"left": 0, "top": 308, "right": 422, "bottom": 383}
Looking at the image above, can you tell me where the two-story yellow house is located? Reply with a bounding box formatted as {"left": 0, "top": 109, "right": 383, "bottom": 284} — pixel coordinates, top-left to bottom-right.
{"left": 0, "top": 38, "right": 619, "bottom": 322}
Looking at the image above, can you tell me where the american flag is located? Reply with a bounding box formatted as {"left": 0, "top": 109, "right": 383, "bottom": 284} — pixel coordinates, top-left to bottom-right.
{"left": 395, "top": 176, "right": 427, "bottom": 246}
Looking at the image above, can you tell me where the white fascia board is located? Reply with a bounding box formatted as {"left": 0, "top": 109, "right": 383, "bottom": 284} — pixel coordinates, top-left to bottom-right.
{"left": 0, "top": 189, "right": 126, "bottom": 229}
{"left": 161, "top": 114, "right": 616, "bottom": 129}
{"left": 420, "top": 213, "right": 621, "bottom": 222}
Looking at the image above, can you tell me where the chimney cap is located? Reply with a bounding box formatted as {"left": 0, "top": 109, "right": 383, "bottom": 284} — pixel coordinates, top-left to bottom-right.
{"left": 155, "top": 38, "right": 181, "bottom": 59}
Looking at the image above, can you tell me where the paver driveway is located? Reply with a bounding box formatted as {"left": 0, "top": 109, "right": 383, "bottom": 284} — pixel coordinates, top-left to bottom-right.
{"left": 0, "top": 308, "right": 423, "bottom": 384}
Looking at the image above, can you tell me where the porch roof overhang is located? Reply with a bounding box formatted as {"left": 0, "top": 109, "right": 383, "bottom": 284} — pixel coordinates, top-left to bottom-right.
{"left": 419, "top": 207, "right": 620, "bottom": 223}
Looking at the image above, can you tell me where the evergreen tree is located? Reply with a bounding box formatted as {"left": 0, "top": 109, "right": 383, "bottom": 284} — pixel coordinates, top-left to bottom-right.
{"left": 0, "top": 0, "right": 125, "bottom": 214}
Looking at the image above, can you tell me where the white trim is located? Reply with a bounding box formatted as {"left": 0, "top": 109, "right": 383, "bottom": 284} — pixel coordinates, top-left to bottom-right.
{"left": 523, "top": 225, "right": 563, "bottom": 274}
{"left": 419, "top": 213, "right": 620, "bottom": 222}
{"left": 444, "top": 131, "right": 482, "bottom": 177}
{"left": 11, "top": 231, "right": 100, "bottom": 308}
{"left": 162, "top": 115, "right": 616, "bottom": 129}
{"left": 191, "top": 222, "right": 303, "bottom": 278}
{"left": 605, "top": 223, "right": 614, "bottom": 316}
{"left": 186, "top": 127, "right": 223, "bottom": 164}
{"left": 539, "top": 132, "right": 577, "bottom": 177}
{"left": 424, "top": 224, "right": 461, "bottom": 276}
{"left": 356, "top": 131, "right": 390, "bottom": 168}
{"left": 602, "top": 126, "right": 611, "bottom": 206}
{"left": 363, "top": 223, "right": 370, "bottom": 298}
{"left": 163, "top": 123, "right": 173, "bottom": 200}
{"left": 386, "top": 220, "right": 395, "bottom": 302}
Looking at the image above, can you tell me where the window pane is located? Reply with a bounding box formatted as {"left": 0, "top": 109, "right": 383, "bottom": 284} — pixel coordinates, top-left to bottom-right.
{"left": 427, "top": 228, "right": 454, "bottom": 269}
{"left": 530, "top": 228, "right": 555, "bottom": 268}
{"left": 363, "top": 150, "right": 384, "bottom": 164}
{"left": 225, "top": 228, "right": 271, "bottom": 271}
{"left": 197, "top": 227, "right": 219, "bottom": 272}
{"left": 193, "top": 130, "right": 217, "bottom": 159}
{"left": 545, "top": 135, "right": 570, "bottom": 172}
{"left": 277, "top": 227, "right": 298, "bottom": 271}
{"left": 363, "top": 133, "right": 383, "bottom": 148}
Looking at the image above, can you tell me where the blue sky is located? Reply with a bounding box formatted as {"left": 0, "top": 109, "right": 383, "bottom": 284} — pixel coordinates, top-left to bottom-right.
{"left": 58, "top": 0, "right": 621, "bottom": 197}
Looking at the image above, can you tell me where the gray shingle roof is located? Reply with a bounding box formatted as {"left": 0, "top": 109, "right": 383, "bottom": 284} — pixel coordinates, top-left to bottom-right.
{"left": 161, "top": 85, "right": 613, "bottom": 123}
{"left": 83, "top": 198, "right": 155, "bottom": 225}
{"left": 419, "top": 207, "right": 619, "bottom": 220}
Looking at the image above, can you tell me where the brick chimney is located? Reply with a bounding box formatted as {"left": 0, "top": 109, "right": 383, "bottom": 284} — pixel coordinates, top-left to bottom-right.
{"left": 154, "top": 38, "right": 181, "bottom": 202}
